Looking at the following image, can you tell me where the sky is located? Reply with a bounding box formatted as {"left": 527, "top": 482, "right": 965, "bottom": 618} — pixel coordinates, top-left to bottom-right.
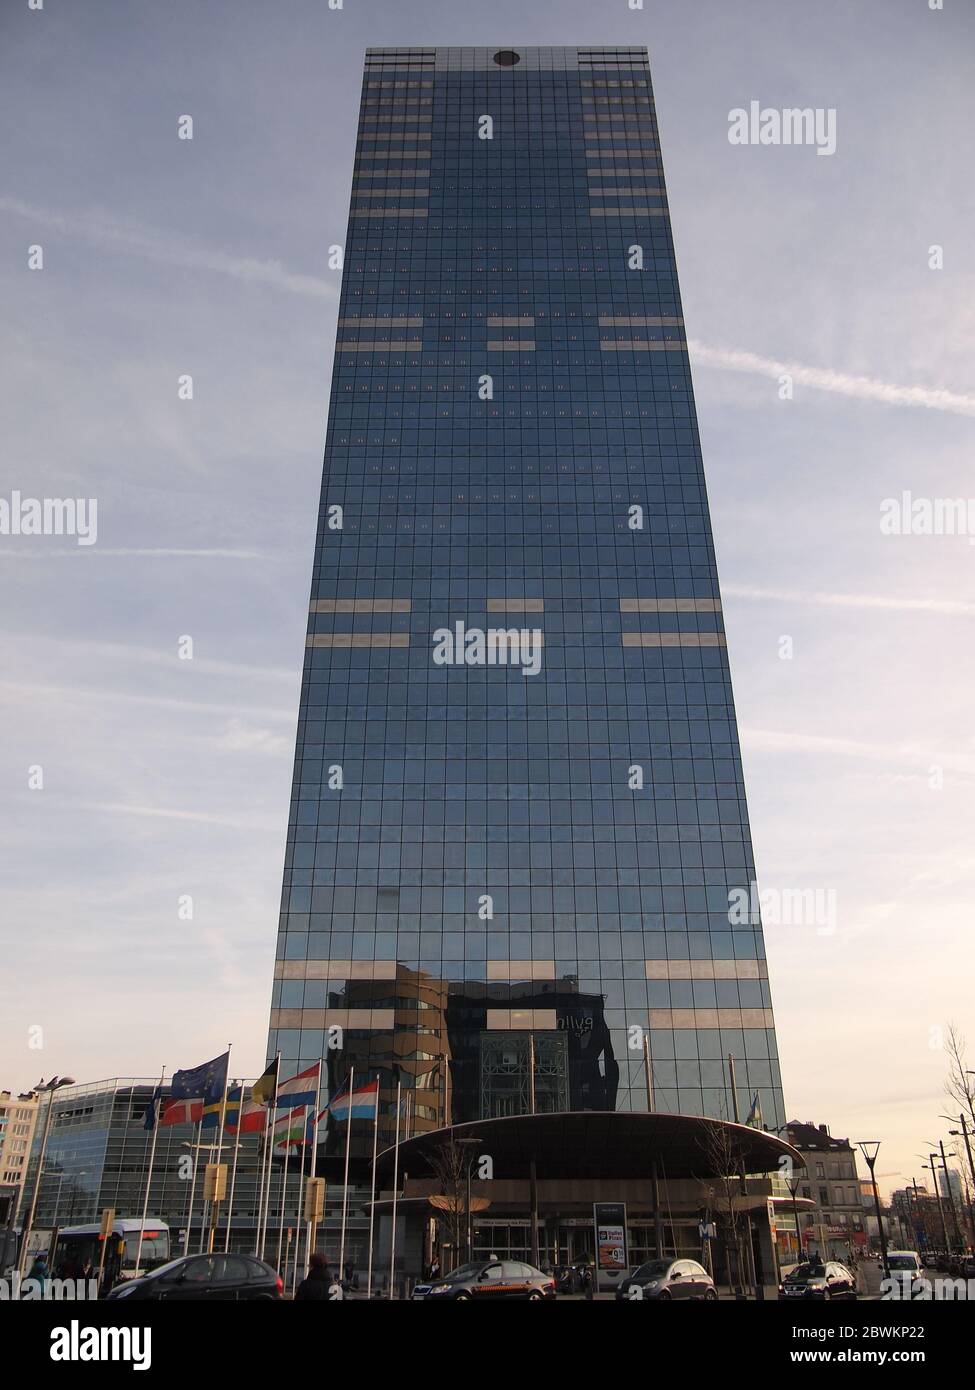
{"left": 1, "top": 0, "right": 973, "bottom": 1198}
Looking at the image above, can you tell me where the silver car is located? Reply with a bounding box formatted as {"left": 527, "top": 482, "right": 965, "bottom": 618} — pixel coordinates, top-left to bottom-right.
{"left": 617, "top": 1258, "right": 717, "bottom": 1301}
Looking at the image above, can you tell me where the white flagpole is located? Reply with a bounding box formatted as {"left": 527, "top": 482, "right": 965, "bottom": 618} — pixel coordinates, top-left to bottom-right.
{"left": 208, "top": 1044, "right": 232, "bottom": 1252}
{"left": 389, "top": 1079, "right": 402, "bottom": 1300}
{"left": 223, "top": 1080, "right": 245, "bottom": 1252}
{"left": 338, "top": 1065, "right": 355, "bottom": 1280}
{"left": 260, "top": 1111, "right": 276, "bottom": 1260}
{"left": 366, "top": 1074, "right": 379, "bottom": 1299}
{"left": 303, "top": 1061, "right": 323, "bottom": 1280}
{"left": 134, "top": 1066, "right": 165, "bottom": 1277}
{"left": 184, "top": 1118, "right": 202, "bottom": 1255}
{"left": 291, "top": 1106, "right": 308, "bottom": 1296}
{"left": 258, "top": 1053, "right": 281, "bottom": 1260}
{"left": 276, "top": 1111, "right": 292, "bottom": 1272}
{"left": 253, "top": 1104, "right": 268, "bottom": 1257}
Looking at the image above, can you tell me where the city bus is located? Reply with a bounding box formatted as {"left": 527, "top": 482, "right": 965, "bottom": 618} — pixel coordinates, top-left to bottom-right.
{"left": 51, "top": 1219, "right": 171, "bottom": 1287}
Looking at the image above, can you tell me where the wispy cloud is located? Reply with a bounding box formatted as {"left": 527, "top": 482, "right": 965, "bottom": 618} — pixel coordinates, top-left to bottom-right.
{"left": 689, "top": 340, "right": 975, "bottom": 418}
{"left": 741, "top": 726, "right": 975, "bottom": 778}
{"left": 0, "top": 678, "right": 293, "bottom": 722}
{"left": 0, "top": 548, "right": 271, "bottom": 560}
{"left": 218, "top": 718, "right": 294, "bottom": 758}
{"left": 724, "top": 583, "right": 975, "bottom": 617}
{"left": 78, "top": 801, "right": 280, "bottom": 830}
{"left": 0, "top": 197, "right": 336, "bottom": 300}
{"left": 6, "top": 196, "right": 971, "bottom": 423}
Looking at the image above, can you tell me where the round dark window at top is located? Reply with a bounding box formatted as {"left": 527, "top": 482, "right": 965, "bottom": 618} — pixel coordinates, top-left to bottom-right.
{"left": 493, "top": 49, "right": 521, "bottom": 67}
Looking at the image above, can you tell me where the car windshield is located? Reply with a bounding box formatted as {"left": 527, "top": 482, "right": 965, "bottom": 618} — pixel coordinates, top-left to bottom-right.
{"left": 888, "top": 1255, "right": 919, "bottom": 1270}
{"left": 138, "top": 1256, "right": 187, "bottom": 1280}
{"left": 787, "top": 1264, "right": 826, "bottom": 1283}
{"left": 632, "top": 1261, "right": 670, "bottom": 1280}
{"left": 441, "top": 1263, "right": 486, "bottom": 1283}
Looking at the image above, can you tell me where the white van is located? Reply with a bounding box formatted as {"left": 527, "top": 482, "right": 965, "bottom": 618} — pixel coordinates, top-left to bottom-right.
{"left": 885, "top": 1250, "right": 923, "bottom": 1293}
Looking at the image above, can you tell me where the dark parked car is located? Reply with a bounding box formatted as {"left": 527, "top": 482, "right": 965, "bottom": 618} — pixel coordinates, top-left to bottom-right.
{"left": 410, "top": 1259, "right": 556, "bottom": 1301}
{"left": 779, "top": 1260, "right": 858, "bottom": 1301}
{"left": 617, "top": 1258, "right": 717, "bottom": 1301}
{"left": 105, "top": 1252, "right": 283, "bottom": 1301}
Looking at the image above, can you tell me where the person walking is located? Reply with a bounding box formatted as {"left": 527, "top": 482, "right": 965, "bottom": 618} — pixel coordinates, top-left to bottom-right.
{"left": 294, "top": 1252, "right": 332, "bottom": 1301}
{"left": 27, "top": 1251, "right": 51, "bottom": 1294}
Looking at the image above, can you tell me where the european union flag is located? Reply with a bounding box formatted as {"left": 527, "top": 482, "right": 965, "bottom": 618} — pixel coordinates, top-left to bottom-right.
{"left": 171, "top": 1052, "right": 229, "bottom": 1104}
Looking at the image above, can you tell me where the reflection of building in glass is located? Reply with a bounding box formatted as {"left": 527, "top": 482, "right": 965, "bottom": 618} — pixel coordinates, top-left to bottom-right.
{"left": 477, "top": 1034, "right": 569, "bottom": 1117}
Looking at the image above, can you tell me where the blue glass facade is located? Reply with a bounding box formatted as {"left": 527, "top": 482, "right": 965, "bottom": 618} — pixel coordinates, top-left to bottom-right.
{"left": 267, "top": 46, "right": 784, "bottom": 1154}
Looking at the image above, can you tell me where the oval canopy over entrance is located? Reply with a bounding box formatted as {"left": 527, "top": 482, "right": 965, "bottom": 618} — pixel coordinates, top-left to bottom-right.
{"left": 375, "top": 1111, "right": 802, "bottom": 1182}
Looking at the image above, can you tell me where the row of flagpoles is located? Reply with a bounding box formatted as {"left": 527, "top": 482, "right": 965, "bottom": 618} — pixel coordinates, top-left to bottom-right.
{"left": 138, "top": 1048, "right": 402, "bottom": 1295}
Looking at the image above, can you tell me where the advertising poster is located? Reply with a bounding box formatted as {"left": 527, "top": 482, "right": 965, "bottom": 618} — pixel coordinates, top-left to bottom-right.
{"left": 593, "top": 1202, "right": 628, "bottom": 1292}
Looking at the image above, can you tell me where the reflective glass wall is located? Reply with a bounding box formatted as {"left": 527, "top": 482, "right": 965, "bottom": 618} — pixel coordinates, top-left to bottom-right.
{"left": 267, "top": 46, "right": 785, "bottom": 1155}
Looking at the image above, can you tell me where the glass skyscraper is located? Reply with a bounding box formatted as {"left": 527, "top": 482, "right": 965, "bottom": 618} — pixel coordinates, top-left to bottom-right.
{"left": 267, "top": 45, "right": 784, "bottom": 1159}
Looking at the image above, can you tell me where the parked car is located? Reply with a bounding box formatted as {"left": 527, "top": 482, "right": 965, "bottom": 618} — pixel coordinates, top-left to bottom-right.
{"left": 104, "top": 1252, "right": 283, "bottom": 1301}
{"left": 411, "top": 1259, "right": 556, "bottom": 1301}
{"left": 616, "top": 1258, "right": 717, "bottom": 1301}
{"left": 779, "top": 1260, "right": 858, "bottom": 1301}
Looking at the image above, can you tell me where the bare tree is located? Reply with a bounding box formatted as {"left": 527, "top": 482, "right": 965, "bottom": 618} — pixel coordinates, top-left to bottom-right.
{"left": 942, "top": 1023, "right": 975, "bottom": 1244}
{"left": 694, "top": 1118, "right": 749, "bottom": 1296}
{"left": 424, "top": 1136, "right": 479, "bottom": 1272}
{"left": 943, "top": 1023, "right": 975, "bottom": 1131}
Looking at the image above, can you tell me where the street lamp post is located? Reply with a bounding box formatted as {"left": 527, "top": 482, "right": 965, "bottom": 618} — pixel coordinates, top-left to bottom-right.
{"left": 49, "top": 1172, "right": 65, "bottom": 1228}
{"left": 856, "top": 1142, "right": 889, "bottom": 1281}
{"left": 943, "top": 1114, "right": 975, "bottom": 1250}
{"left": 910, "top": 1178, "right": 927, "bottom": 1251}
{"left": 928, "top": 1139, "right": 963, "bottom": 1252}
{"left": 18, "top": 1076, "right": 76, "bottom": 1275}
{"left": 787, "top": 1173, "right": 804, "bottom": 1262}
{"left": 921, "top": 1158, "right": 951, "bottom": 1253}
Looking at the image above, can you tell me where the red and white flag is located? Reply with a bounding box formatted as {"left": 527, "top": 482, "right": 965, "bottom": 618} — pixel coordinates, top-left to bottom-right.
{"left": 159, "top": 1097, "right": 203, "bottom": 1127}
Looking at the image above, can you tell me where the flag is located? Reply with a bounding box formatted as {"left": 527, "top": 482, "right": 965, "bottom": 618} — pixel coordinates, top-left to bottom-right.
{"left": 745, "top": 1092, "right": 764, "bottom": 1129}
{"left": 275, "top": 1061, "right": 321, "bottom": 1110}
{"left": 272, "top": 1107, "right": 308, "bottom": 1153}
{"left": 171, "top": 1052, "right": 229, "bottom": 1104}
{"left": 324, "top": 1076, "right": 379, "bottom": 1123}
{"left": 143, "top": 1086, "right": 163, "bottom": 1131}
{"left": 160, "top": 1097, "right": 203, "bottom": 1127}
{"left": 226, "top": 1085, "right": 268, "bottom": 1135}
{"left": 201, "top": 1094, "right": 230, "bottom": 1131}
{"left": 250, "top": 1059, "right": 278, "bottom": 1109}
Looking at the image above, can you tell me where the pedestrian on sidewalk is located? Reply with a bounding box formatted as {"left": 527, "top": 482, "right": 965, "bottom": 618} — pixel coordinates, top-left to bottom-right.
{"left": 295, "top": 1251, "right": 332, "bottom": 1301}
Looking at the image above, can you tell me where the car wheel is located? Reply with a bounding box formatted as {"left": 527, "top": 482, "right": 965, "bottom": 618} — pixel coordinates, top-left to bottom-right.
{"left": 528, "top": 1291, "right": 542, "bottom": 1300}
{"left": 657, "top": 1290, "right": 671, "bottom": 1301}
{"left": 704, "top": 1289, "right": 718, "bottom": 1301}
{"left": 455, "top": 1292, "right": 472, "bottom": 1301}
